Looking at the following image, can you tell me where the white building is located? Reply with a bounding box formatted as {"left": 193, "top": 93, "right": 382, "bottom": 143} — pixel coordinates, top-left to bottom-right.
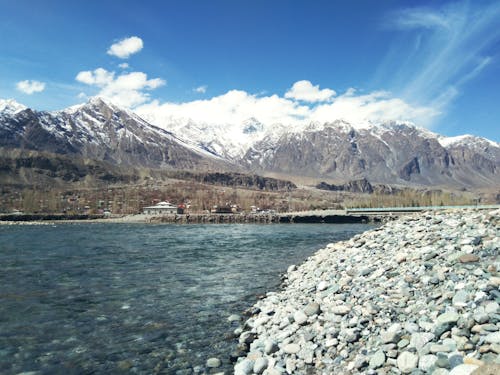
{"left": 143, "top": 201, "right": 177, "bottom": 215}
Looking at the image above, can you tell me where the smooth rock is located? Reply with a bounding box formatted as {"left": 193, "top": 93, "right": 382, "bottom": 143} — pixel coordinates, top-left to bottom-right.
{"left": 317, "top": 281, "right": 328, "bottom": 291}
{"left": 304, "top": 302, "right": 321, "bottom": 316}
{"left": 436, "top": 312, "right": 461, "bottom": 336}
{"left": 369, "top": 349, "right": 386, "bottom": 369}
{"left": 283, "top": 343, "right": 300, "bottom": 354}
{"left": 411, "top": 332, "right": 435, "bottom": 352}
{"left": 264, "top": 340, "right": 279, "bottom": 355}
{"left": 419, "top": 354, "right": 438, "bottom": 372}
{"left": 398, "top": 351, "right": 419, "bottom": 374}
{"left": 448, "top": 364, "right": 479, "bottom": 375}
{"left": 253, "top": 357, "right": 268, "bottom": 374}
{"left": 331, "top": 305, "right": 351, "bottom": 315}
{"left": 484, "top": 332, "right": 500, "bottom": 344}
{"left": 453, "top": 291, "right": 469, "bottom": 307}
{"left": 294, "top": 310, "right": 308, "bottom": 325}
{"left": 431, "top": 344, "right": 452, "bottom": 353}
{"left": 458, "top": 254, "right": 480, "bottom": 263}
{"left": 235, "top": 359, "right": 254, "bottom": 375}
{"left": 228, "top": 314, "right": 240, "bottom": 322}
{"left": 206, "top": 358, "right": 221, "bottom": 368}
{"left": 381, "top": 323, "right": 402, "bottom": 343}
{"left": 484, "top": 302, "right": 499, "bottom": 315}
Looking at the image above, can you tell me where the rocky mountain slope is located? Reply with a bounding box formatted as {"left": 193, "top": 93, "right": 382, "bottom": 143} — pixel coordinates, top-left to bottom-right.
{"left": 1, "top": 98, "right": 499, "bottom": 189}
{"left": 242, "top": 121, "right": 500, "bottom": 188}
{"left": 0, "top": 98, "right": 229, "bottom": 171}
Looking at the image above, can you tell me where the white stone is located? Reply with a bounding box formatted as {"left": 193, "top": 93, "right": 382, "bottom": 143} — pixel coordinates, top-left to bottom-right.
{"left": 206, "top": 357, "right": 222, "bottom": 368}
{"left": 397, "top": 351, "right": 419, "bottom": 374}
{"left": 253, "top": 357, "right": 269, "bottom": 374}
{"left": 293, "top": 310, "right": 308, "bottom": 325}
{"left": 448, "top": 364, "right": 479, "bottom": 375}
{"left": 317, "top": 280, "right": 328, "bottom": 291}
{"left": 283, "top": 343, "right": 300, "bottom": 354}
{"left": 235, "top": 359, "right": 255, "bottom": 375}
{"left": 419, "top": 354, "right": 438, "bottom": 372}
{"left": 484, "top": 331, "right": 500, "bottom": 344}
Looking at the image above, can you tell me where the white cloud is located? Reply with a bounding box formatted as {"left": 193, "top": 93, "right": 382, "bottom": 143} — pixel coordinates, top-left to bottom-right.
{"left": 135, "top": 86, "right": 437, "bottom": 130}
{"left": 389, "top": 7, "right": 450, "bottom": 30}
{"left": 107, "top": 36, "right": 143, "bottom": 59}
{"left": 75, "top": 68, "right": 165, "bottom": 107}
{"left": 118, "top": 63, "right": 130, "bottom": 69}
{"left": 136, "top": 89, "right": 310, "bottom": 128}
{"left": 285, "top": 80, "right": 336, "bottom": 102}
{"left": 193, "top": 85, "right": 207, "bottom": 94}
{"left": 16, "top": 80, "right": 46, "bottom": 94}
{"left": 381, "top": 1, "right": 500, "bottom": 114}
{"left": 76, "top": 68, "right": 114, "bottom": 86}
{"left": 311, "top": 90, "right": 439, "bottom": 127}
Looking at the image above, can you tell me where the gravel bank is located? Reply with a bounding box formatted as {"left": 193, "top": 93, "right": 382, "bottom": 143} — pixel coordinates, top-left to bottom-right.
{"left": 233, "top": 209, "right": 500, "bottom": 375}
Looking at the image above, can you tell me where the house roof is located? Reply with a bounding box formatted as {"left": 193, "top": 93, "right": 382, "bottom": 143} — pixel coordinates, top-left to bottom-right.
{"left": 143, "top": 201, "right": 177, "bottom": 209}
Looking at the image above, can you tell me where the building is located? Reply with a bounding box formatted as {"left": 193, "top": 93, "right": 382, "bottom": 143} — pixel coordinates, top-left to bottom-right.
{"left": 143, "top": 201, "right": 178, "bottom": 215}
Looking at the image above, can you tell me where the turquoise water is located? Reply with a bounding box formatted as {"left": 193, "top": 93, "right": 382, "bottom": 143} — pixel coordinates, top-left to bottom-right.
{"left": 0, "top": 223, "right": 372, "bottom": 374}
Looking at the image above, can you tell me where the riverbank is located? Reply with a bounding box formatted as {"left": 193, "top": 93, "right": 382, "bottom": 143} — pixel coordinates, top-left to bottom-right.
{"left": 232, "top": 209, "right": 499, "bottom": 374}
{"left": 0, "top": 212, "right": 377, "bottom": 225}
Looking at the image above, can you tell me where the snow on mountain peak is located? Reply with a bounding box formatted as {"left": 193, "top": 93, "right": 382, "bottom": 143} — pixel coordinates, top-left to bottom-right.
{"left": 0, "top": 99, "right": 27, "bottom": 115}
{"left": 438, "top": 134, "right": 499, "bottom": 148}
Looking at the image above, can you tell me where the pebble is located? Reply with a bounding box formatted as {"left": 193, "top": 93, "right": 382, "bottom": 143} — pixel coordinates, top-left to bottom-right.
{"left": 419, "top": 354, "right": 438, "bottom": 372}
{"left": 369, "top": 349, "right": 386, "bottom": 369}
{"left": 264, "top": 340, "right": 279, "bottom": 355}
{"left": 397, "top": 351, "right": 419, "bottom": 373}
{"left": 304, "top": 302, "right": 321, "bottom": 316}
{"left": 206, "top": 357, "right": 221, "bottom": 368}
{"left": 448, "top": 364, "right": 479, "bottom": 375}
{"left": 253, "top": 357, "right": 268, "bottom": 374}
{"left": 381, "top": 323, "right": 402, "bottom": 343}
{"left": 294, "top": 310, "right": 308, "bottom": 325}
{"left": 227, "top": 314, "right": 240, "bottom": 322}
{"left": 458, "top": 254, "right": 480, "bottom": 263}
{"left": 317, "top": 280, "right": 328, "bottom": 291}
{"left": 484, "top": 332, "right": 500, "bottom": 344}
{"left": 330, "top": 305, "right": 351, "bottom": 315}
{"left": 232, "top": 209, "right": 500, "bottom": 374}
{"left": 283, "top": 343, "right": 300, "bottom": 354}
{"left": 453, "top": 291, "right": 469, "bottom": 307}
{"left": 234, "top": 358, "right": 254, "bottom": 375}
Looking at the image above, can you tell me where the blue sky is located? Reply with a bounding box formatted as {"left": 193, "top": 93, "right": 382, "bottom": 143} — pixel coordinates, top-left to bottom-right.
{"left": 0, "top": 0, "right": 499, "bottom": 141}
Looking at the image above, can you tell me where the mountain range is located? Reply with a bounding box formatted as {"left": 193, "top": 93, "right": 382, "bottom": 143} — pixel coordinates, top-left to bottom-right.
{"left": 1, "top": 97, "right": 499, "bottom": 190}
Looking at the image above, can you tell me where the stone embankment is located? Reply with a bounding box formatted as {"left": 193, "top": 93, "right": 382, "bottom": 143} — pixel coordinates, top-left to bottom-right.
{"left": 150, "top": 213, "right": 374, "bottom": 224}
{"left": 232, "top": 209, "right": 499, "bottom": 375}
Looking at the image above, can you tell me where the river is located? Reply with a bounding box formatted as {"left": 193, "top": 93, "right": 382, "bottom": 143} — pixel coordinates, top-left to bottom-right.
{"left": 0, "top": 223, "right": 372, "bottom": 374}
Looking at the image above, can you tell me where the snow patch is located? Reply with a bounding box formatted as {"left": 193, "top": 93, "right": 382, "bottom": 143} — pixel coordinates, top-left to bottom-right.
{"left": 0, "top": 99, "right": 27, "bottom": 115}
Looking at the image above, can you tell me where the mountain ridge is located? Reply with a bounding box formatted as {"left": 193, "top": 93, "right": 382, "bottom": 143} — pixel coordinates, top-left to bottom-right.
{"left": 1, "top": 97, "right": 499, "bottom": 189}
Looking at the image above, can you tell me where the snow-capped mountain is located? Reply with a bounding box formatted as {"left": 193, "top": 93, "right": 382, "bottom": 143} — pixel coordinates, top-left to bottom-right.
{"left": 142, "top": 109, "right": 499, "bottom": 187}
{"left": 1, "top": 97, "right": 499, "bottom": 188}
{"left": 0, "top": 99, "right": 27, "bottom": 116}
{"left": 136, "top": 110, "right": 272, "bottom": 159}
{"left": 0, "top": 97, "right": 228, "bottom": 170}
{"left": 242, "top": 120, "right": 500, "bottom": 187}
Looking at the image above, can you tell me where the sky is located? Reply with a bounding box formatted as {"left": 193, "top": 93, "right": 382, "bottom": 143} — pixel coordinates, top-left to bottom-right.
{"left": 0, "top": 0, "right": 499, "bottom": 141}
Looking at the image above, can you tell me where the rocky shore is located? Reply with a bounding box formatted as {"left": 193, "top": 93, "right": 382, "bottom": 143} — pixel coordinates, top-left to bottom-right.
{"left": 232, "top": 209, "right": 499, "bottom": 375}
